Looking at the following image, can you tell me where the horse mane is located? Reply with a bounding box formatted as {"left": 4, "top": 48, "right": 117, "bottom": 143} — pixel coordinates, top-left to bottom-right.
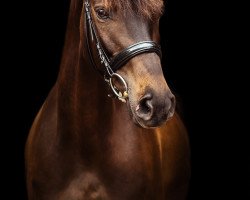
{"left": 103, "top": 0, "right": 164, "bottom": 20}
{"left": 58, "top": 0, "right": 82, "bottom": 78}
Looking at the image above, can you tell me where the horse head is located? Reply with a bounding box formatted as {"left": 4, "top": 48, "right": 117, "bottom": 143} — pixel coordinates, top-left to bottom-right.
{"left": 80, "top": 0, "right": 175, "bottom": 128}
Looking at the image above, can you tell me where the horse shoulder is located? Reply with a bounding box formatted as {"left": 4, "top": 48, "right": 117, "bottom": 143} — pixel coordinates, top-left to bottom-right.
{"left": 25, "top": 86, "right": 60, "bottom": 199}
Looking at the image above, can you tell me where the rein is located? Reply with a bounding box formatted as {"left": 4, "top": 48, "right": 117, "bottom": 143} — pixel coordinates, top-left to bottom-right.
{"left": 84, "top": 0, "right": 162, "bottom": 102}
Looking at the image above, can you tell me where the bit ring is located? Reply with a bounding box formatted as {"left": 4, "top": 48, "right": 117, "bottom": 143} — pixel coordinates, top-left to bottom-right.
{"left": 109, "top": 73, "right": 128, "bottom": 99}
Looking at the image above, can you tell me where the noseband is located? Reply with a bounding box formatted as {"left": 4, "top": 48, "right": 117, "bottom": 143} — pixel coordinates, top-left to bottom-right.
{"left": 84, "top": 0, "right": 162, "bottom": 102}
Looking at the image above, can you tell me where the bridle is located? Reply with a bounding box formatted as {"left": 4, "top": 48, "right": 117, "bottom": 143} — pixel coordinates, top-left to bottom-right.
{"left": 84, "top": 0, "right": 162, "bottom": 103}
{"left": 84, "top": 0, "right": 162, "bottom": 102}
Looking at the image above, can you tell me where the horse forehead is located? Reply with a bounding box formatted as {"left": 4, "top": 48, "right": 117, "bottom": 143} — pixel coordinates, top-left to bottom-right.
{"left": 95, "top": 0, "right": 164, "bottom": 19}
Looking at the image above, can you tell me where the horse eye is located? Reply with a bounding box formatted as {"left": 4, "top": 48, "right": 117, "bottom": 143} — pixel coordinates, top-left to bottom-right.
{"left": 96, "top": 8, "right": 109, "bottom": 19}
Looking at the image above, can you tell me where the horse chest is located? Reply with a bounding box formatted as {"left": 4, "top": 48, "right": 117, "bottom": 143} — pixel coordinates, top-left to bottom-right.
{"left": 94, "top": 132, "right": 164, "bottom": 199}
{"left": 62, "top": 168, "right": 163, "bottom": 200}
{"left": 60, "top": 133, "right": 164, "bottom": 199}
{"left": 63, "top": 160, "right": 163, "bottom": 200}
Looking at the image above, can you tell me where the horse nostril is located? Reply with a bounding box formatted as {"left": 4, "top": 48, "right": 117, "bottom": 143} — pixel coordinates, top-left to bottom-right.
{"left": 136, "top": 93, "right": 154, "bottom": 121}
{"left": 167, "top": 95, "right": 176, "bottom": 119}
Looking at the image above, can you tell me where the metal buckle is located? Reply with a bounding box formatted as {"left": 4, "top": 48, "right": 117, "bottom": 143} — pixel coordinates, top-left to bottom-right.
{"left": 109, "top": 73, "right": 128, "bottom": 103}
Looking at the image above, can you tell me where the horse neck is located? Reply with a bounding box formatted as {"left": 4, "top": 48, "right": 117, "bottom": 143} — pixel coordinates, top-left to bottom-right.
{"left": 54, "top": 5, "right": 115, "bottom": 143}
{"left": 57, "top": 39, "right": 114, "bottom": 128}
{"left": 53, "top": 1, "right": 136, "bottom": 151}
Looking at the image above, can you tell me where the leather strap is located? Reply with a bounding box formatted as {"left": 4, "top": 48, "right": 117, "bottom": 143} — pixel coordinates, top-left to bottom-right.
{"left": 110, "top": 41, "right": 162, "bottom": 72}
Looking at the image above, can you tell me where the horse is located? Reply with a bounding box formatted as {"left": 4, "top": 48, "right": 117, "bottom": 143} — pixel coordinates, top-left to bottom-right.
{"left": 25, "top": 0, "right": 190, "bottom": 199}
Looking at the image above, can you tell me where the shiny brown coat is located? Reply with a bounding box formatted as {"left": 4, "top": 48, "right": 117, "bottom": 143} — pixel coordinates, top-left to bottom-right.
{"left": 26, "top": 0, "right": 190, "bottom": 199}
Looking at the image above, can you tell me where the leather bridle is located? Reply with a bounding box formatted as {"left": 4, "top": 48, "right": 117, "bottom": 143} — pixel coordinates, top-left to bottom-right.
{"left": 84, "top": 0, "right": 162, "bottom": 102}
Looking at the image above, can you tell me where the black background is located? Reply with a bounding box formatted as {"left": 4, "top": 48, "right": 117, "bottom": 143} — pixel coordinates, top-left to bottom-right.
{"left": 3, "top": 0, "right": 247, "bottom": 199}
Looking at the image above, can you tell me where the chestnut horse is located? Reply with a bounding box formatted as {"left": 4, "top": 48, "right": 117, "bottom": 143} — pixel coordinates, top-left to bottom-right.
{"left": 25, "top": 0, "right": 190, "bottom": 199}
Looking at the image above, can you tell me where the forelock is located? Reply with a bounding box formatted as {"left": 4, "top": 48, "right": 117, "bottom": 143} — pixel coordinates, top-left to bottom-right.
{"left": 102, "top": 0, "right": 164, "bottom": 20}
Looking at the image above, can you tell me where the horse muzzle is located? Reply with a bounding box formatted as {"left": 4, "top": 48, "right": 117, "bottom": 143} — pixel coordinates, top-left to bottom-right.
{"left": 133, "top": 89, "right": 176, "bottom": 128}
